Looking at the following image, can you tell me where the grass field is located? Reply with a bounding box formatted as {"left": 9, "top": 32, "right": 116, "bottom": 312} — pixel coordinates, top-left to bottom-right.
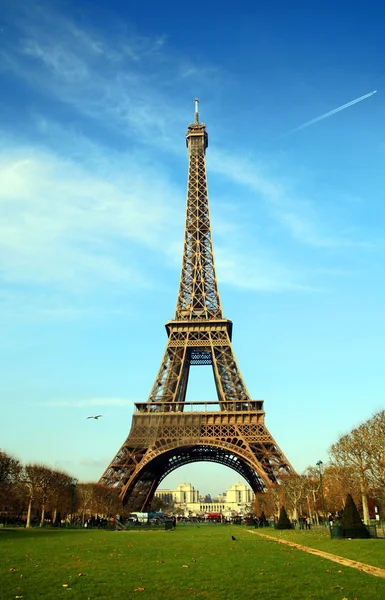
{"left": 1, "top": 524, "right": 385, "bottom": 600}
{"left": 257, "top": 526, "right": 385, "bottom": 570}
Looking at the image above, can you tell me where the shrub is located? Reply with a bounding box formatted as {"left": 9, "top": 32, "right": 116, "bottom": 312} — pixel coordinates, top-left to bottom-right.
{"left": 339, "top": 493, "right": 370, "bottom": 539}
{"left": 259, "top": 510, "right": 268, "bottom": 526}
{"left": 276, "top": 505, "right": 292, "bottom": 530}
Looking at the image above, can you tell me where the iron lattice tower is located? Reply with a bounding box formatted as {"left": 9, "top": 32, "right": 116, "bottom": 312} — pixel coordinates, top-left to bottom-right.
{"left": 99, "top": 100, "right": 294, "bottom": 510}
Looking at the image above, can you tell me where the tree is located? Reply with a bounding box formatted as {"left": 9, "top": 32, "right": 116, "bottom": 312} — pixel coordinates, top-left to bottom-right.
{"left": 363, "top": 411, "right": 385, "bottom": 494}
{"left": 0, "top": 450, "right": 22, "bottom": 488}
{"left": 5, "top": 483, "right": 29, "bottom": 523}
{"left": 76, "top": 483, "right": 95, "bottom": 525}
{"left": 280, "top": 474, "right": 309, "bottom": 520}
{"left": 50, "top": 471, "right": 77, "bottom": 523}
{"left": 259, "top": 510, "right": 268, "bottom": 526}
{"left": 329, "top": 425, "right": 372, "bottom": 524}
{"left": 24, "top": 464, "right": 75, "bottom": 527}
{"left": 0, "top": 451, "right": 23, "bottom": 523}
{"left": 340, "top": 493, "right": 370, "bottom": 539}
{"left": 254, "top": 487, "right": 281, "bottom": 519}
{"left": 276, "top": 505, "right": 292, "bottom": 529}
{"left": 24, "top": 464, "right": 45, "bottom": 528}
{"left": 322, "top": 463, "right": 360, "bottom": 516}
{"left": 150, "top": 496, "right": 174, "bottom": 513}
{"left": 92, "top": 484, "right": 121, "bottom": 518}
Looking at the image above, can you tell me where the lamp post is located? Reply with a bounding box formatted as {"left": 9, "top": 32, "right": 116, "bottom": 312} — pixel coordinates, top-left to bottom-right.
{"left": 316, "top": 460, "right": 326, "bottom": 526}
{"left": 377, "top": 496, "right": 384, "bottom": 536}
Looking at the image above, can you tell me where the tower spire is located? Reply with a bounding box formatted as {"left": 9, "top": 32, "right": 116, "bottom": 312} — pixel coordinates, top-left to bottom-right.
{"left": 98, "top": 104, "right": 295, "bottom": 512}
{"left": 194, "top": 97, "right": 199, "bottom": 123}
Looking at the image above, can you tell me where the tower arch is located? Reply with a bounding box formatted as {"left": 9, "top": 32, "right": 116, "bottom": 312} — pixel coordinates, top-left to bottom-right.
{"left": 99, "top": 103, "right": 295, "bottom": 510}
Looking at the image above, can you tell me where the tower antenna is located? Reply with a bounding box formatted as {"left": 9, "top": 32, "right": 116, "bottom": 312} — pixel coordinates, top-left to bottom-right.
{"left": 194, "top": 97, "right": 199, "bottom": 123}
{"left": 99, "top": 104, "right": 295, "bottom": 511}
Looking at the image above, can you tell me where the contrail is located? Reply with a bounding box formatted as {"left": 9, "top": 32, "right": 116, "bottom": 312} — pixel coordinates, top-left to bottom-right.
{"left": 286, "top": 90, "right": 377, "bottom": 135}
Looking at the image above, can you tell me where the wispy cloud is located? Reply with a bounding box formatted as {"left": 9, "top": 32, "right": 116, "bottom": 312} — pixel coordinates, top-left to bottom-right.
{"left": 0, "top": 0, "right": 369, "bottom": 317}
{"left": 215, "top": 246, "right": 317, "bottom": 292}
{"left": 0, "top": 135, "right": 322, "bottom": 304}
{"left": 209, "top": 149, "right": 373, "bottom": 249}
{"left": 36, "top": 398, "right": 132, "bottom": 408}
{"left": 0, "top": 4, "right": 210, "bottom": 147}
{"left": 0, "top": 141, "right": 183, "bottom": 292}
{"left": 0, "top": 288, "right": 130, "bottom": 322}
{"left": 58, "top": 456, "right": 110, "bottom": 481}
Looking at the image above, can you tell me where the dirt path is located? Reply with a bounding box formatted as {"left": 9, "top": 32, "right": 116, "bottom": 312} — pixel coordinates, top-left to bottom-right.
{"left": 247, "top": 530, "right": 385, "bottom": 579}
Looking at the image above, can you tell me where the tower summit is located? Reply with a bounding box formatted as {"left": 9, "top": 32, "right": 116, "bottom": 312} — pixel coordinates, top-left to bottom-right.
{"left": 194, "top": 97, "right": 199, "bottom": 123}
{"left": 99, "top": 101, "right": 294, "bottom": 510}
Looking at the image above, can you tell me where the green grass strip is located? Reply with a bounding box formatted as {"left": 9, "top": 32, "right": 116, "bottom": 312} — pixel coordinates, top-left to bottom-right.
{"left": 247, "top": 526, "right": 385, "bottom": 569}
{"left": 248, "top": 529, "right": 385, "bottom": 579}
{"left": 1, "top": 525, "right": 385, "bottom": 600}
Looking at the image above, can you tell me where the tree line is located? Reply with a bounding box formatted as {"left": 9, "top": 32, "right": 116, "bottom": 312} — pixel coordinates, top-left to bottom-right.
{"left": 255, "top": 410, "right": 385, "bottom": 524}
{"left": 0, "top": 456, "right": 121, "bottom": 527}
{"left": 1, "top": 410, "right": 384, "bottom": 526}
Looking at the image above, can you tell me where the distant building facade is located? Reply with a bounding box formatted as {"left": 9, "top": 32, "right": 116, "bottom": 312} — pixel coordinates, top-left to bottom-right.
{"left": 156, "top": 481, "right": 254, "bottom": 517}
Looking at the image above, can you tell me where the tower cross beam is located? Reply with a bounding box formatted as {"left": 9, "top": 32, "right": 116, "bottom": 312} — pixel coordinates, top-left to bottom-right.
{"left": 99, "top": 100, "right": 295, "bottom": 510}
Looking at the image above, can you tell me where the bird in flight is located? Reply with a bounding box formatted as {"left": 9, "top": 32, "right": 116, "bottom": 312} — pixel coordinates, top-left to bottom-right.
{"left": 87, "top": 415, "right": 103, "bottom": 420}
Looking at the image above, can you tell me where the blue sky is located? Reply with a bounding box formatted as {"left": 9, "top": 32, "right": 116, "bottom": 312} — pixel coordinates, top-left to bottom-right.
{"left": 1, "top": 0, "right": 384, "bottom": 498}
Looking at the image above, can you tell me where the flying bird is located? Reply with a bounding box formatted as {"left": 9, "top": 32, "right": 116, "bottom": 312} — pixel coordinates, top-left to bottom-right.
{"left": 87, "top": 415, "right": 103, "bottom": 420}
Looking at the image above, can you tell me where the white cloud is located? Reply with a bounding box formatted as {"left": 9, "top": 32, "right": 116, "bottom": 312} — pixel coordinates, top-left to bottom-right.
{"left": 0, "top": 1, "right": 353, "bottom": 316}
{"left": 0, "top": 132, "right": 319, "bottom": 311}
{"left": 0, "top": 143, "right": 183, "bottom": 293}
{"left": 0, "top": 142, "right": 327, "bottom": 317}
{"left": 0, "top": 6, "right": 197, "bottom": 147}
{"left": 215, "top": 246, "right": 318, "bottom": 292}
{"left": 209, "top": 149, "right": 373, "bottom": 249}
{"left": 36, "top": 398, "right": 133, "bottom": 407}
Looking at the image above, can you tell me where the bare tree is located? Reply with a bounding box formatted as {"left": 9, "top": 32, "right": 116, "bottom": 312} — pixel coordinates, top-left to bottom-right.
{"left": 49, "top": 471, "right": 77, "bottom": 524}
{"left": 76, "top": 483, "right": 96, "bottom": 524}
{"left": 329, "top": 425, "right": 372, "bottom": 523}
{"left": 323, "top": 463, "right": 360, "bottom": 515}
{"left": 254, "top": 486, "right": 281, "bottom": 519}
{"left": 24, "top": 465, "right": 43, "bottom": 528}
{"left": 0, "top": 451, "right": 22, "bottom": 523}
{"left": 24, "top": 464, "right": 74, "bottom": 527}
{"left": 364, "top": 411, "right": 385, "bottom": 494}
{"left": 92, "top": 484, "right": 121, "bottom": 518}
{"left": 303, "top": 467, "right": 322, "bottom": 523}
{"left": 280, "top": 474, "right": 309, "bottom": 520}
{"left": 0, "top": 450, "right": 22, "bottom": 488}
{"left": 75, "top": 483, "right": 121, "bottom": 523}
{"left": 253, "top": 492, "right": 266, "bottom": 517}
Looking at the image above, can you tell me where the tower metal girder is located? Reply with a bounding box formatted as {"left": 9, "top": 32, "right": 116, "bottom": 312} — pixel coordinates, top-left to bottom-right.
{"left": 99, "top": 101, "right": 295, "bottom": 510}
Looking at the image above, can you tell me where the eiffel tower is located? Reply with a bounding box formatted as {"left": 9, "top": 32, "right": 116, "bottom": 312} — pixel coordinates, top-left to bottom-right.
{"left": 99, "top": 100, "right": 294, "bottom": 510}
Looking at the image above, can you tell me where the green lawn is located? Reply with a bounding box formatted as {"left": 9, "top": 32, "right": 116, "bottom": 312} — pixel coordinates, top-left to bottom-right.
{"left": 1, "top": 524, "right": 385, "bottom": 600}
{"left": 254, "top": 525, "right": 385, "bottom": 569}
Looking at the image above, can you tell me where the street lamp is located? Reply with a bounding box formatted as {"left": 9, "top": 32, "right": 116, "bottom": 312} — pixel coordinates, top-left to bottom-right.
{"left": 316, "top": 460, "right": 326, "bottom": 526}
